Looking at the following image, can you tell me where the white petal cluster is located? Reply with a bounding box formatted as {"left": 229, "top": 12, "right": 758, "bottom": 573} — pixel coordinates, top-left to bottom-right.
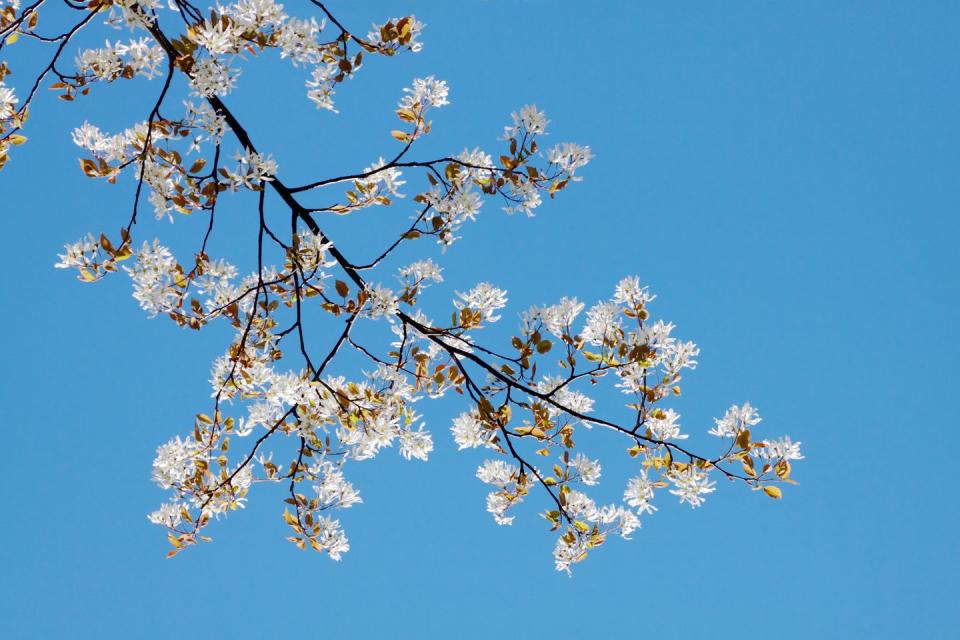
{"left": 503, "top": 104, "right": 549, "bottom": 139}
{"left": 613, "top": 275, "right": 655, "bottom": 308}
{"left": 760, "top": 436, "right": 804, "bottom": 461}
{"left": 125, "top": 239, "right": 179, "bottom": 317}
{"left": 312, "top": 461, "right": 363, "bottom": 509}
{"left": 151, "top": 436, "right": 202, "bottom": 489}
{"left": 547, "top": 142, "right": 593, "bottom": 178}
{"left": 454, "top": 282, "right": 508, "bottom": 323}
{"left": 54, "top": 234, "right": 98, "bottom": 270}
{"left": 305, "top": 62, "right": 339, "bottom": 112}
{"left": 623, "top": 471, "right": 658, "bottom": 515}
{"left": 364, "top": 283, "right": 399, "bottom": 319}
{"left": 356, "top": 157, "right": 406, "bottom": 199}
{"left": 450, "top": 411, "right": 495, "bottom": 450}
{"left": 476, "top": 460, "right": 522, "bottom": 525}
{"left": 398, "top": 259, "right": 443, "bottom": 286}
{"left": 399, "top": 75, "right": 449, "bottom": 110}
{"left": 569, "top": 453, "right": 602, "bottom": 485}
{"left": 647, "top": 408, "right": 687, "bottom": 441}
{"left": 75, "top": 39, "right": 165, "bottom": 82}
{"left": 710, "top": 402, "right": 762, "bottom": 437}
{"left": 277, "top": 17, "right": 325, "bottom": 65}
{"left": 224, "top": 0, "right": 286, "bottom": 28}
{"left": 189, "top": 57, "right": 240, "bottom": 97}
{"left": 668, "top": 466, "right": 716, "bottom": 508}
{"left": 581, "top": 301, "right": 622, "bottom": 345}
{"left": 0, "top": 82, "right": 19, "bottom": 120}
{"left": 192, "top": 18, "right": 245, "bottom": 56}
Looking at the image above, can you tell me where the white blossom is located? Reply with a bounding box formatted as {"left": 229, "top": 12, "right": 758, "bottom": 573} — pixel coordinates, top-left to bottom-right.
{"left": 710, "top": 402, "right": 762, "bottom": 438}
{"left": 669, "top": 466, "right": 716, "bottom": 508}
{"left": 454, "top": 282, "right": 508, "bottom": 323}
{"left": 399, "top": 75, "right": 449, "bottom": 110}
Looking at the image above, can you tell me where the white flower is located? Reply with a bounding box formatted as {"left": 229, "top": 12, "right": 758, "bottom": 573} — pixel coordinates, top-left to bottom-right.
{"left": 305, "top": 62, "right": 339, "bottom": 112}
{"left": 613, "top": 276, "right": 655, "bottom": 308}
{"left": 624, "top": 471, "right": 658, "bottom": 515}
{"left": 313, "top": 516, "right": 350, "bottom": 560}
{"left": 364, "top": 283, "right": 398, "bottom": 319}
{"left": 581, "top": 301, "right": 622, "bottom": 345}
{"left": 476, "top": 460, "right": 518, "bottom": 486}
{"left": 450, "top": 411, "right": 493, "bottom": 449}
{"left": 223, "top": 0, "right": 287, "bottom": 29}
{"left": 538, "top": 297, "right": 585, "bottom": 337}
{"left": 277, "top": 16, "right": 324, "bottom": 65}
{"left": 503, "top": 104, "right": 549, "bottom": 139}
{"left": 553, "top": 535, "right": 588, "bottom": 575}
{"left": 313, "top": 462, "right": 362, "bottom": 509}
{"left": 454, "top": 282, "right": 508, "bottom": 323}
{"left": 486, "top": 492, "right": 515, "bottom": 526}
{"left": 547, "top": 142, "right": 593, "bottom": 176}
{"left": 126, "top": 239, "right": 179, "bottom": 317}
{"left": 357, "top": 157, "right": 405, "bottom": 198}
{"left": 760, "top": 436, "right": 803, "bottom": 461}
{"left": 189, "top": 57, "right": 239, "bottom": 97}
{"left": 647, "top": 408, "right": 687, "bottom": 441}
{"left": 399, "top": 75, "right": 449, "bottom": 110}
{"left": 710, "top": 402, "right": 762, "bottom": 438}
{"left": 669, "top": 466, "right": 716, "bottom": 508}
{"left": 151, "top": 435, "right": 201, "bottom": 489}
{"left": 192, "top": 19, "right": 244, "bottom": 55}
{"left": 399, "top": 426, "right": 433, "bottom": 461}
{"left": 570, "top": 453, "right": 602, "bottom": 485}
{"left": 0, "top": 81, "right": 20, "bottom": 120}
{"left": 147, "top": 501, "right": 184, "bottom": 527}
{"left": 54, "top": 233, "right": 98, "bottom": 270}
{"left": 398, "top": 259, "right": 443, "bottom": 285}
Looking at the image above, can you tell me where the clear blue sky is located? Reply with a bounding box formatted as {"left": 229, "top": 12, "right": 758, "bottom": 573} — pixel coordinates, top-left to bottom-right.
{"left": 2, "top": 1, "right": 958, "bottom": 637}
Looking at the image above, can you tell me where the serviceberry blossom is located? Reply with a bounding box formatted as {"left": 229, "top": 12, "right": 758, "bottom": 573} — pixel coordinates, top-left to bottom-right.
{"left": 451, "top": 411, "right": 494, "bottom": 449}
{"left": 613, "top": 275, "right": 656, "bottom": 308}
{"left": 305, "top": 63, "right": 339, "bottom": 112}
{"left": 364, "top": 284, "right": 399, "bottom": 318}
{"left": 581, "top": 301, "right": 622, "bottom": 345}
{"left": 0, "top": 82, "right": 19, "bottom": 120}
{"left": 710, "top": 402, "right": 763, "bottom": 437}
{"left": 151, "top": 436, "right": 201, "bottom": 489}
{"left": 126, "top": 240, "right": 179, "bottom": 317}
{"left": 503, "top": 104, "right": 549, "bottom": 138}
{"left": 536, "top": 297, "right": 585, "bottom": 337}
{"left": 399, "top": 75, "right": 450, "bottom": 110}
{"left": 570, "top": 453, "right": 602, "bottom": 485}
{"left": 669, "top": 466, "right": 716, "bottom": 508}
{"left": 147, "top": 501, "right": 185, "bottom": 528}
{"left": 223, "top": 0, "right": 287, "bottom": 29}
{"left": 189, "top": 57, "right": 239, "bottom": 97}
{"left": 192, "top": 18, "right": 244, "bottom": 56}
{"left": 277, "top": 17, "right": 325, "bottom": 65}
{"left": 760, "top": 436, "right": 804, "bottom": 461}
{"left": 399, "top": 426, "right": 434, "bottom": 461}
{"left": 54, "top": 234, "right": 98, "bottom": 270}
{"left": 75, "top": 39, "right": 165, "bottom": 81}
{"left": 398, "top": 258, "right": 443, "bottom": 285}
{"left": 547, "top": 142, "right": 593, "bottom": 178}
{"left": 357, "top": 157, "right": 406, "bottom": 198}
{"left": 454, "top": 282, "right": 508, "bottom": 323}
{"left": 647, "top": 408, "right": 687, "bottom": 441}
{"left": 624, "top": 472, "right": 658, "bottom": 515}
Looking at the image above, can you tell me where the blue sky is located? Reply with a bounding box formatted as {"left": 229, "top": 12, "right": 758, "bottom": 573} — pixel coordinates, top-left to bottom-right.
{"left": 2, "top": 1, "right": 958, "bottom": 637}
